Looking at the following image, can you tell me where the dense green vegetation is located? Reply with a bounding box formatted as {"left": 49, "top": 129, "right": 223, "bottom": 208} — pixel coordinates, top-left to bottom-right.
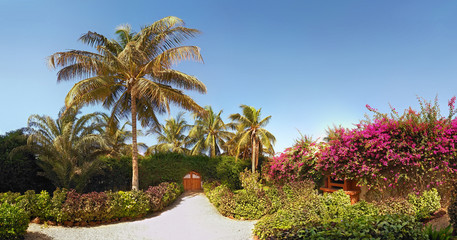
{"left": 0, "top": 129, "right": 53, "bottom": 193}
{"left": 0, "top": 182, "right": 181, "bottom": 225}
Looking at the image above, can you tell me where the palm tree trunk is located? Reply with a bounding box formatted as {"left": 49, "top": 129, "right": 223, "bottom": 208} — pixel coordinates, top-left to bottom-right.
{"left": 251, "top": 137, "right": 257, "bottom": 173}
{"left": 131, "top": 90, "right": 139, "bottom": 190}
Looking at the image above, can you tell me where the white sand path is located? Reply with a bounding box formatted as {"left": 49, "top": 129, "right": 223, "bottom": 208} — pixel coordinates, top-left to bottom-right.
{"left": 25, "top": 192, "right": 256, "bottom": 240}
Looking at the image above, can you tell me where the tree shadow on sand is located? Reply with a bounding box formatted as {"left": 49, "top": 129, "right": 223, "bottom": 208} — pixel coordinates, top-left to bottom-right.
{"left": 24, "top": 232, "right": 54, "bottom": 240}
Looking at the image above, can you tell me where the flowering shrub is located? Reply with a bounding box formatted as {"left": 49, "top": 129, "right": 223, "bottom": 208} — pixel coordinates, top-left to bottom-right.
{"left": 319, "top": 97, "right": 457, "bottom": 197}
{"left": 266, "top": 136, "right": 323, "bottom": 185}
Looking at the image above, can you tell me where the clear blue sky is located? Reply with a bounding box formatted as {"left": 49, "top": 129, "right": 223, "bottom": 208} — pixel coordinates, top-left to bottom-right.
{"left": 1, "top": 0, "right": 457, "bottom": 153}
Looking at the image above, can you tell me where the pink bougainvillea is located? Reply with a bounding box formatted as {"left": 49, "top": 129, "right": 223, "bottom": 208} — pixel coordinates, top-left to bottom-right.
{"left": 266, "top": 137, "right": 322, "bottom": 183}
{"left": 319, "top": 97, "right": 457, "bottom": 193}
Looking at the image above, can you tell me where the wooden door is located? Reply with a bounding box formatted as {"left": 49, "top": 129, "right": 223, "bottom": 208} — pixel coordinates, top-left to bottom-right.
{"left": 183, "top": 171, "right": 202, "bottom": 191}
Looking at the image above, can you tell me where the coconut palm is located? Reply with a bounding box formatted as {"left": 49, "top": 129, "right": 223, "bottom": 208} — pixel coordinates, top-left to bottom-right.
{"left": 26, "top": 106, "right": 107, "bottom": 192}
{"left": 146, "top": 113, "right": 191, "bottom": 154}
{"left": 48, "top": 17, "right": 206, "bottom": 190}
{"left": 229, "top": 105, "right": 276, "bottom": 173}
{"left": 98, "top": 115, "right": 147, "bottom": 157}
{"left": 189, "top": 106, "right": 234, "bottom": 157}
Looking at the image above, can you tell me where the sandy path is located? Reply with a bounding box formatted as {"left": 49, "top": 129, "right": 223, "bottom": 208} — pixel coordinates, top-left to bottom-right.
{"left": 25, "top": 192, "right": 256, "bottom": 240}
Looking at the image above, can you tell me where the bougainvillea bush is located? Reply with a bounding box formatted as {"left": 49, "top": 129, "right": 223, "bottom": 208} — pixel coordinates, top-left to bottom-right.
{"left": 319, "top": 97, "right": 457, "bottom": 199}
{"left": 266, "top": 136, "right": 323, "bottom": 186}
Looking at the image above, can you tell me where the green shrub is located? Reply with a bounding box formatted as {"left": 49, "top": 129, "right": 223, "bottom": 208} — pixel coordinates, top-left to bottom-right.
{"left": 318, "top": 190, "right": 351, "bottom": 224}
{"left": 0, "top": 202, "right": 29, "bottom": 240}
{"left": 298, "top": 214, "right": 426, "bottom": 240}
{"left": 34, "top": 190, "right": 52, "bottom": 220}
{"left": 145, "top": 182, "right": 183, "bottom": 212}
{"left": 408, "top": 188, "right": 441, "bottom": 220}
{"left": 108, "top": 190, "right": 149, "bottom": 219}
{"left": 62, "top": 190, "right": 111, "bottom": 222}
{"left": 253, "top": 188, "right": 321, "bottom": 240}
{"left": 376, "top": 197, "right": 416, "bottom": 216}
{"left": 423, "top": 224, "right": 453, "bottom": 240}
{"left": 206, "top": 185, "right": 235, "bottom": 214}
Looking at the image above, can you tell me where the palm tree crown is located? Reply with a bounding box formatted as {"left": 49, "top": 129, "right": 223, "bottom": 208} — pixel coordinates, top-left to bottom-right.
{"left": 146, "top": 112, "right": 191, "bottom": 154}
{"left": 189, "top": 106, "right": 234, "bottom": 157}
{"left": 48, "top": 16, "right": 207, "bottom": 189}
{"left": 26, "top": 106, "right": 106, "bottom": 192}
{"left": 229, "top": 105, "right": 276, "bottom": 172}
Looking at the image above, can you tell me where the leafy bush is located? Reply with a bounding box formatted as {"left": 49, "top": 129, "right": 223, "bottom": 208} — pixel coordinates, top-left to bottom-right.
{"left": 297, "top": 214, "right": 426, "bottom": 240}
{"left": 0, "top": 182, "right": 182, "bottom": 226}
{"left": 108, "top": 190, "right": 150, "bottom": 219}
{"left": 253, "top": 183, "right": 321, "bottom": 239}
{"left": 408, "top": 188, "right": 441, "bottom": 220}
{"left": 375, "top": 197, "right": 416, "bottom": 216}
{"left": 206, "top": 184, "right": 236, "bottom": 216}
{"left": 254, "top": 189, "right": 418, "bottom": 240}
{"left": 62, "top": 190, "right": 111, "bottom": 222}
{"left": 0, "top": 202, "right": 29, "bottom": 240}
{"left": 145, "top": 182, "right": 183, "bottom": 211}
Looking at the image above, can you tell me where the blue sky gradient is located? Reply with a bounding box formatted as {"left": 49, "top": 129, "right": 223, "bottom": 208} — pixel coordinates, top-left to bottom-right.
{"left": 1, "top": 0, "right": 457, "bottom": 152}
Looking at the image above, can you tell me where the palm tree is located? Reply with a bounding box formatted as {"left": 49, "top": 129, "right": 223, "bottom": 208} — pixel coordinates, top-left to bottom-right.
{"left": 146, "top": 112, "right": 191, "bottom": 154}
{"left": 189, "top": 106, "right": 234, "bottom": 157}
{"left": 229, "top": 105, "right": 276, "bottom": 173}
{"left": 99, "top": 115, "right": 147, "bottom": 157}
{"left": 26, "top": 106, "right": 106, "bottom": 192}
{"left": 48, "top": 17, "right": 207, "bottom": 190}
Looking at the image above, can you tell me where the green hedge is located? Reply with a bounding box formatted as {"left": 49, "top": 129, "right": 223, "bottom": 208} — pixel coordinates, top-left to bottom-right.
{"left": 0, "top": 182, "right": 182, "bottom": 227}
{"left": 88, "top": 152, "right": 250, "bottom": 191}
{"left": 0, "top": 202, "right": 29, "bottom": 240}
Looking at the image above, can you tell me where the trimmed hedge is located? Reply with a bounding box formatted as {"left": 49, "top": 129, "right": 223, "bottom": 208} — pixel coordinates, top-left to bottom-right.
{"left": 0, "top": 182, "right": 182, "bottom": 228}
{"left": 88, "top": 152, "right": 250, "bottom": 192}
{"left": 0, "top": 202, "right": 29, "bottom": 240}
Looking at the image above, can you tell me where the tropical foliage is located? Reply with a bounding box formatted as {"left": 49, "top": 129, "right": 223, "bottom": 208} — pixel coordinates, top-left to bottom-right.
{"left": 189, "top": 106, "right": 234, "bottom": 157}
{"left": 0, "top": 129, "right": 53, "bottom": 193}
{"left": 48, "top": 16, "right": 207, "bottom": 190}
{"left": 229, "top": 105, "right": 276, "bottom": 172}
{"left": 146, "top": 112, "right": 191, "bottom": 154}
{"left": 26, "top": 106, "right": 106, "bottom": 192}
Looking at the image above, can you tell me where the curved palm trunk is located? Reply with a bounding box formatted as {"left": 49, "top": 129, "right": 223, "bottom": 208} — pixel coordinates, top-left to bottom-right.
{"left": 131, "top": 90, "right": 139, "bottom": 190}
{"left": 251, "top": 136, "right": 257, "bottom": 173}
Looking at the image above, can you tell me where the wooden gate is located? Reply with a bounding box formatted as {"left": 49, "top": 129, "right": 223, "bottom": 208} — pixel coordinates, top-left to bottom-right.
{"left": 183, "top": 171, "right": 202, "bottom": 191}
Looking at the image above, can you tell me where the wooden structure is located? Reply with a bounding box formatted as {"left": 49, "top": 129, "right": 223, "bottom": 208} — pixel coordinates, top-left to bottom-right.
{"left": 183, "top": 171, "right": 202, "bottom": 191}
{"left": 320, "top": 176, "right": 361, "bottom": 204}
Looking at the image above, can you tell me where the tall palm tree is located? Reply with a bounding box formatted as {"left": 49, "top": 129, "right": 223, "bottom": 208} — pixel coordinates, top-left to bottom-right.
{"left": 146, "top": 112, "right": 191, "bottom": 154}
{"left": 189, "top": 106, "right": 234, "bottom": 157}
{"left": 26, "top": 106, "right": 107, "bottom": 192}
{"left": 48, "top": 17, "right": 207, "bottom": 190}
{"left": 229, "top": 105, "right": 276, "bottom": 173}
